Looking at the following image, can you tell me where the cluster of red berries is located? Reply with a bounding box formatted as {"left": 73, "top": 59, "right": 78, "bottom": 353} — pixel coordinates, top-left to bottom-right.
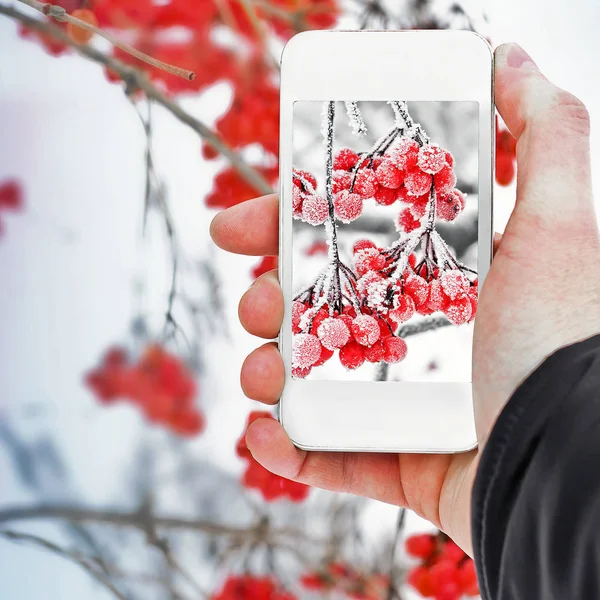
{"left": 301, "top": 562, "right": 389, "bottom": 600}
{"left": 205, "top": 166, "right": 279, "bottom": 210}
{"left": 352, "top": 240, "right": 478, "bottom": 326}
{"left": 405, "top": 533, "right": 479, "bottom": 599}
{"left": 85, "top": 345, "right": 204, "bottom": 436}
{"left": 211, "top": 575, "right": 296, "bottom": 600}
{"left": 236, "top": 412, "right": 310, "bottom": 501}
{"left": 292, "top": 301, "right": 407, "bottom": 378}
{"left": 495, "top": 118, "right": 517, "bottom": 186}
{"left": 330, "top": 139, "right": 465, "bottom": 229}
{"left": 0, "top": 179, "right": 24, "bottom": 237}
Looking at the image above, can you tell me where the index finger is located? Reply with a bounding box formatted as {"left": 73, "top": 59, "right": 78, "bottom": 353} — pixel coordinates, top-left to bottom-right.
{"left": 210, "top": 194, "right": 279, "bottom": 256}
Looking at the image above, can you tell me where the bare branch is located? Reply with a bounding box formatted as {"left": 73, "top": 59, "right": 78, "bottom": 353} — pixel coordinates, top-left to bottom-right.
{"left": 0, "top": 3, "right": 274, "bottom": 196}
{"left": 0, "top": 529, "right": 129, "bottom": 600}
{"left": 396, "top": 316, "right": 451, "bottom": 337}
{"left": 0, "top": 504, "right": 324, "bottom": 545}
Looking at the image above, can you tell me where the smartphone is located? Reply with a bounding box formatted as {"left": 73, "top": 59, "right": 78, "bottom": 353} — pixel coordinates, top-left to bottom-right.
{"left": 278, "top": 30, "right": 493, "bottom": 453}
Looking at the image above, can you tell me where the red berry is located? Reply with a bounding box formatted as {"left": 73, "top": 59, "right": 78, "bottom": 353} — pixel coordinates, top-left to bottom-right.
{"left": 313, "top": 345, "right": 334, "bottom": 367}
{"left": 444, "top": 150, "right": 455, "bottom": 168}
{"left": 457, "top": 559, "right": 479, "bottom": 595}
{"left": 0, "top": 180, "right": 23, "bottom": 210}
{"left": 433, "top": 165, "right": 457, "bottom": 195}
{"left": 363, "top": 340, "right": 385, "bottom": 363}
{"left": 375, "top": 160, "right": 404, "bottom": 188}
{"left": 374, "top": 186, "right": 398, "bottom": 206}
{"left": 444, "top": 297, "right": 472, "bottom": 325}
{"left": 353, "top": 169, "right": 378, "bottom": 198}
{"left": 334, "top": 148, "right": 360, "bottom": 171}
{"left": 378, "top": 317, "right": 394, "bottom": 338}
{"left": 354, "top": 247, "right": 386, "bottom": 276}
{"left": 417, "top": 144, "right": 447, "bottom": 174}
{"left": 389, "top": 294, "right": 416, "bottom": 325}
{"left": 441, "top": 540, "right": 466, "bottom": 563}
{"left": 301, "top": 194, "right": 328, "bottom": 226}
{"left": 404, "top": 274, "right": 429, "bottom": 306}
{"left": 427, "top": 279, "right": 449, "bottom": 312}
{"left": 495, "top": 151, "right": 515, "bottom": 186}
{"left": 339, "top": 340, "right": 365, "bottom": 370}
{"left": 407, "top": 566, "right": 435, "bottom": 597}
{"left": 408, "top": 194, "right": 430, "bottom": 218}
{"left": 67, "top": 9, "right": 98, "bottom": 44}
{"left": 405, "top": 533, "right": 436, "bottom": 559}
{"left": 293, "top": 169, "right": 317, "bottom": 191}
{"left": 440, "top": 270, "right": 470, "bottom": 300}
{"left": 467, "top": 286, "right": 478, "bottom": 322}
{"left": 396, "top": 207, "right": 421, "bottom": 233}
{"left": 292, "top": 301, "right": 307, "bottom": 334}
{"left": 430, "top": 560, "right": 459, "bottom": 589}
{"left": 382, "top": 337, "right": 407, "bottom": 364}
{"left": 292, "top": 333, "right": 322, "bottom": 368}
{"left": 317, "top": 317, "right": 351, "bottom": 350}
{"left": 351, "top": 314, "right": 381, "bottom": 347}
{"left": 404, "top": 167, "right": 433, "bottom": 197}
{"left": 357, "top": 271, "right": 385, "bottom": 298}
{"left": 436, "top": 190, "right": 464, "bottom": 222}
{"left": 292, "top": 365, "right": 312, "bottom": 378}
{"left": 352, "top": 239, "right": 377, "bottom": 254}
{"left": 391, "top": 138, "right": 420, "bottom": 170}
{"left": 334, "top": 191, "right": 362, "bottom": 223}
{"left": 333, "top": 170, "right": 352, "bottom": 193}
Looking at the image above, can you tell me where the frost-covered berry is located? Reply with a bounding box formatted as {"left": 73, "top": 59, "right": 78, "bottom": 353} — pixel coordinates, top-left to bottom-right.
{"left": 357, "top": 271, "right": 385, "bottom": 296}
{"left": 334, "top": 190, "right": 363, "bottom": 223}
{"left": 333, "top": 148, "right": 360, "bottom": 171}
{"left": 354, "top": 169, "right": 378, "bottom": 198}
{"left": 434, "top": 165, "right": 457, "bottom": 194}
{"left": 351, "top": 314, "right": 381, "bottom": 347}
{"left": 391, "top": 138, "right": 419, "bottom": 170}
{"left": 300, "top": 307, "right": 328, "bottom": 334}
{"left": 355, "top": 247, "right": 386, "bottom": 276}
{"left": 444, "top": 150, "right": 454, "bottom": 168}
{"left": 301, "top": 194, "right": 329, "bottom": 226}
{"left": 441, "top": 270, "right": 470, "bottom": 300}
{"left": 389, "top": 294, "right": 416, "bottom": 325}
{"left": 353, "top": 239, "right": 377, "bottom": 254}
{"left": 404, "top": 274, "right": 429, "bottom": 306}
{"left": 444, "top": 297, "right": 472, "bottom": 325}
{"left": 333, "top": 170, "right": 352, "bottom": 194}
{"left": 292, "top": 186, "right": 303, "bottom": 216}
{"left": 339, "top": 340, "right": 365, "bottom": 370}
{"left": 374, "top": 186, "right": 398, "bottom": 206}
{"left": 364, "top": 340, "right": 385, "bottom": 363}
{"left": 383, "top": 337, "right": 408, "bottom": 364}
{"left": 408, "top": 194, "right": 429, "bottom": 219}
{"left": 417, "top": 144, "right": 447, "bottom": 174}
{"left": 404, "top": 167, "right": 433, "bottom": 197}
{"left": 378, "top": 317, "right": 394, "bottom": 338}
{"left": 293, "top": 169, "right": 317, "bottom": 190}
{"left": 427, "top": 279, "right": 449, "bottom": 312}
{"left": 292, "top": 301, "right": 308, "bottom": 333}
{"left": 396, "top": 208, "right": 421, "bottom": 233}
{"left": 436, "top": 190, "right": 465, "bottom": 222}
{"left": 317, "top": 317, "right": 351, "bottom": 350}
{"left": 375, "top": 160, "right": 404, "bottom": 189}
{"left": 338, "top": 313, "right": 355, "bottom": 335}
{"left": 292, "top": 365, "right": 312, "bottom": 378}
{"left": 292, "top": 334, "right": 322, "bottom": 368}
{"left": 467, "top": 286, "right": 478, "bottom": 322}
{"left": 313, "top": 345, "right": 334, "bottom": 367}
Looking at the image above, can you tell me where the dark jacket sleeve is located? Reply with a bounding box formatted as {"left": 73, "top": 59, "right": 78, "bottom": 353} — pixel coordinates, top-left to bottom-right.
{"left": 472, "top": 334, "right": 600, "bottom": 599}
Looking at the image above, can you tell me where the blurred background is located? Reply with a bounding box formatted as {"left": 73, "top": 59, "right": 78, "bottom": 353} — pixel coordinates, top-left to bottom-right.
{"left": 0, "top": 0, "right": 599, "bottom": 598}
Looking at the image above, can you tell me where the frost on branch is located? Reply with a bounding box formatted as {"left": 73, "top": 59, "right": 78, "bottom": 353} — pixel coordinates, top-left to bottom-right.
{"left": 292, "top": 100, "right": 478, "bottom": 379}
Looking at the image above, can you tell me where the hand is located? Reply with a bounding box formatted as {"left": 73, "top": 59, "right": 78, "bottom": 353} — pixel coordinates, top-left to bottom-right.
{"left": 210, "top": 43, "right": 600, "bottom": 555}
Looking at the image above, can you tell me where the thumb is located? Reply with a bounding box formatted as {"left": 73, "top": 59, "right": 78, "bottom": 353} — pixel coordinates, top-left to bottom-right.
{"left": 494, "top": 43, "right": 595, "bottom": 225}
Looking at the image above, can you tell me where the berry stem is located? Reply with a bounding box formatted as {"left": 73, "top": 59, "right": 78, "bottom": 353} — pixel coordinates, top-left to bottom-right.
{"left": 18, "top": 0, "right": 196, "bottom": 81}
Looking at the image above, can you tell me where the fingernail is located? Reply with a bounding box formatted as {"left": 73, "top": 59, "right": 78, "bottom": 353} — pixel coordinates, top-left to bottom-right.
{"left": 506, "top": 44, "right": 537, "bottom": 69}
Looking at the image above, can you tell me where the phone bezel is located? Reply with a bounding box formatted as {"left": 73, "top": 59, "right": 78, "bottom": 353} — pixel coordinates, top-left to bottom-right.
{"left": 278, "top": 30, "right": 493, "bottom": 453}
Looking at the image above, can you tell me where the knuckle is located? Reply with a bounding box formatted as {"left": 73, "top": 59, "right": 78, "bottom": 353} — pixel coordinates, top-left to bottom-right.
{"left": 552, "top": 91, "right": 591, "bottom": 136}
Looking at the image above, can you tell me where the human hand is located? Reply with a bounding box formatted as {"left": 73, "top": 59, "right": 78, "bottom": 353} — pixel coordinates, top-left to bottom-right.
{"left": 210, "top": 43, "right": 600, "bottom": 555}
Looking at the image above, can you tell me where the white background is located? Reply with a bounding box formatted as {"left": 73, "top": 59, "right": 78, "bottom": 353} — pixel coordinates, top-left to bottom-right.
{"left": 1, "top": 0, "right": 600, "bottom": 597}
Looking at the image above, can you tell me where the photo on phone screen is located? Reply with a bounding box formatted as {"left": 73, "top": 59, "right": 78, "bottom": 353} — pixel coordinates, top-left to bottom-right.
{"left": 291, "top": 101, "right": 478, "bottom": 382}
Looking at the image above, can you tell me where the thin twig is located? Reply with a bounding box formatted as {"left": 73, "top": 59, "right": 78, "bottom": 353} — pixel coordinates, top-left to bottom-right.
{"left": 0, "top": 3, "right": 273, "bottom": 196}
{"left": 17, "top": 0, "right": 195, "bottom": 80}
{"left": 0, "top": 529, "right": 129, "bottom": 600}
{"left": 386, "top": 508, "right": 406, "bottom": 600}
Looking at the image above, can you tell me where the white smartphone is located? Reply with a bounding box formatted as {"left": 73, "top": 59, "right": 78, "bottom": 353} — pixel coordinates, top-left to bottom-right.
{"left": 278, "top": 30, "right": 493, "bottom": 453}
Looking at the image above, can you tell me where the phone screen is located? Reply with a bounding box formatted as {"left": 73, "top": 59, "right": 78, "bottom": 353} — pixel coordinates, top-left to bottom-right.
{"left": 291, "top": 100, "right": 479, "bottom": 383}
